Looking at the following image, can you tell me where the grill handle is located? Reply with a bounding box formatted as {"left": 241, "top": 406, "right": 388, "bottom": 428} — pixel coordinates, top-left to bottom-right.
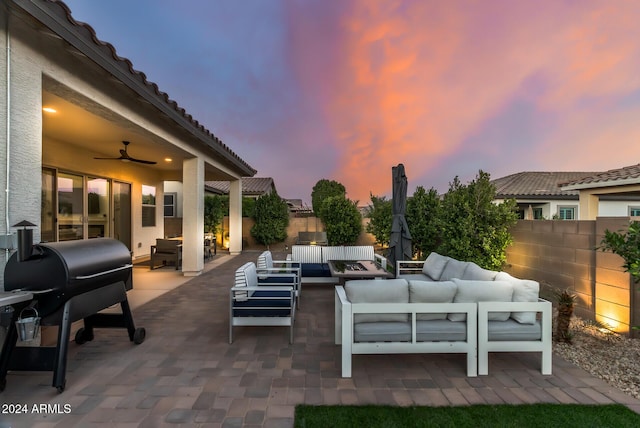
{"left": 73, "top": 264, "right": 133, "bottom": 280}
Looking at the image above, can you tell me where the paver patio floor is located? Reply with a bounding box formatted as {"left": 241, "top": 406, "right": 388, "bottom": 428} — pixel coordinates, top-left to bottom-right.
{"left": 2, "top": 251, "right": 640, "bottom": 427}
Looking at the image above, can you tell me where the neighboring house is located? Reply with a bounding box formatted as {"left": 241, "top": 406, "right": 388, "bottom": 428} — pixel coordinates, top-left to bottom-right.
{"left": 205, "top": 177, "right": 277, "bottom": 199}
{"left": 0, "top": 0, "right": 255, "bottom": 281}
{"left": 492, "top": 171, "right": 599, "bottom": 220}
{"left": 560, "top": 164, "right": 640, "bottom": 220}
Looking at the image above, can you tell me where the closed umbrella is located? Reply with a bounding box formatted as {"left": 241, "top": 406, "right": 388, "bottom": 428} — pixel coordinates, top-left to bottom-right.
{"left": 388, "top": 164, "right": 412, "bottom": 274}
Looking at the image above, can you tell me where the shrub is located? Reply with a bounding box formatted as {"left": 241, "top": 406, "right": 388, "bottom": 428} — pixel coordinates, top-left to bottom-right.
{"left": 204, "top": 195, "right": 227, "bottom": 235}
{"left": 319, "top": 196, "right": 362, "bottom": 245}
{"left": 406, "top": 186, "right": 441, "bottom": 259}
{"left": 250, "top": 191, "right": 289, "bottom": 248}
{"left": 365, "top": 193, "right": 393, "bottom": 247}
{"left": 311, "top": 179, "right": 346, "bottom": 215}
{"left": 436, "top": 170, "right": 518, "bottom": 270}
{"left": 599, "top": 221, "right": 640, "bottom": 284}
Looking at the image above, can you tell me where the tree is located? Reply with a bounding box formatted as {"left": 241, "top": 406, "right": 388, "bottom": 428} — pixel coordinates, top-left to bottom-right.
{"left": 250, "top": 191, "right": 289, "bottom": 248}
{"left": 311, "top": 179, "right": 346, "bottom": 215}
{"left": 318, "top": 196, "right": 362, "bottom": 245}
{"left": 365, "top": 193, "right": 393, "bottom": 247}
{"left": 406, "top": 186, "right": 442, "bottom": 259}
{"left": 437, "top": 170, "right": 518, "bottom": 270}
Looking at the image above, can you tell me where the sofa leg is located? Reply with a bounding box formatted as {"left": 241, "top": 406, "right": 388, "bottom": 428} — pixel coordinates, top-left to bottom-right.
{"left": 467, "top": 353, "right": 477, "bottom": 377}
{"left": 541, "top": 351, "right": 552, "bottom": 375}
{"left": 478, "top": 353, "right": 488, "bottom": 376}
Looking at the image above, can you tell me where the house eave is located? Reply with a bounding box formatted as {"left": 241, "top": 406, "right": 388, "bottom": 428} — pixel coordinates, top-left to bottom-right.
{"left": 561, "top": 177, "right": 640, "bottom": 191}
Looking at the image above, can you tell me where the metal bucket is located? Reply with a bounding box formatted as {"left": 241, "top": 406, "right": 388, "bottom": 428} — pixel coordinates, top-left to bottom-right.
{"left": 16, "top": 307, "right": 40, "bottom": 342}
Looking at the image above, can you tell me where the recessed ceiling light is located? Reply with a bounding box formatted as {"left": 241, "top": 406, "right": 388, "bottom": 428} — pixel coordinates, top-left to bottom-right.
{"left": 42, "top": 107, "right": 57, "bottom": 113}
{"left": 164, "top": 157, "right": 173, "bottom": 163}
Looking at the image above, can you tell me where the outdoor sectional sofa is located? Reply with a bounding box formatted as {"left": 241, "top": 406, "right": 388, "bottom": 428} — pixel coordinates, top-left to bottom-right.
{"left": 334, "top": 252, "right": 552, "bottom": 377}
{"left": 289, "top": 244, "right": 388, "bottom": 284}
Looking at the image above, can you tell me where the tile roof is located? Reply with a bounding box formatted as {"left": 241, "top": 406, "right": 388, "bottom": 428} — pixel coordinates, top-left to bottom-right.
{"left": 561, "top": 163, "right": 640, "bottom": 189}
{"left": 205, "top": 177, "right": 276, "bottom": 195}
{"left": 26, "top": 0, "right": 256, "bottom": 175}
{"left": 492, "top": 171, "right": 599, "bottom": 198}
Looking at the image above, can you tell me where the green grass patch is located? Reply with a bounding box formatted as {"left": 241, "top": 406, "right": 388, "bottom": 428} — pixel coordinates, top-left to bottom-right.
{"left": 295, "top": 404, "right": 640, "bottom": 428}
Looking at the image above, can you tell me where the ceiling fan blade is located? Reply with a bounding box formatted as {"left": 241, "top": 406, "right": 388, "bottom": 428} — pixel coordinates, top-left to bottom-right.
{"left": 94, "top": 141, "right": 156, "bottom": 164}
{"left": 128, "top": 157, "right": 157, "bottom": 165}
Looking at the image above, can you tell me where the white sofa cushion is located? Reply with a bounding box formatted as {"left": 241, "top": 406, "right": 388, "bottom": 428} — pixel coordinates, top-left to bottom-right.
{"left": 462, "top": 262, "right": 498, "bottom": 281}
{"left": 494, "top": 272, "right": 540, "bottom": 324}
{"left": 448, "top": 279, "right": 513, "bottom": 321}
{"left": 421, "top": 252, "right": 450, "bottom": 280}
{"left": 345, "top": 279, "right": 409, "bottom": 323}
{"left": 440, "top": 259, "right": 471, "bottom": 281}
{"left": 409, "top": 280, "right": 457, "bottom": 320}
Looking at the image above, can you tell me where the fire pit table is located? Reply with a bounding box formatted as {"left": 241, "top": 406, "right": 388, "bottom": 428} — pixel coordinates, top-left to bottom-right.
{"left": 328, "top": 260, "right": 393, "bottom": 284}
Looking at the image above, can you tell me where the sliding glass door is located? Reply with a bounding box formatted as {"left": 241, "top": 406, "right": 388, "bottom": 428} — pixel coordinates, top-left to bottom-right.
{"left": 57, "top": 172, "right": 85, "bottom": 241}
{"left": 41, "top": 169, "right": 130, "bottom": 246}
{"left": 113, "top": 181, "right": 132, "bottom": 250}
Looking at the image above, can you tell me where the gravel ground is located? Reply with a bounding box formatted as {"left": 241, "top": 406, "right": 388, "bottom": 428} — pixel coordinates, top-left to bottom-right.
{"left": 553, "top": 316, "right": 640, "bottom": 400}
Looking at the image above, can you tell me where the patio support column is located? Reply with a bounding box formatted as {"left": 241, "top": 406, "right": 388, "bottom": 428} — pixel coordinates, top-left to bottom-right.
{"left": 228, "top": 178, "right": 242, "bottom": 255}
{"left": 182, "top": 157, "right": 204, "bottom": 276}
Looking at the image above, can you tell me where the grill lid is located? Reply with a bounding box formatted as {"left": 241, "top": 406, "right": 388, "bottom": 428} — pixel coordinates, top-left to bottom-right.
{"left": 4, "top": 238, "right": 132, "bottom": 295}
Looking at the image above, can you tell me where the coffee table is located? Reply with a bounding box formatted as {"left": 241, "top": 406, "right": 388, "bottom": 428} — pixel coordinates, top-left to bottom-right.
{"left": 328, "top": 260, "right": 393, "bottom": 284}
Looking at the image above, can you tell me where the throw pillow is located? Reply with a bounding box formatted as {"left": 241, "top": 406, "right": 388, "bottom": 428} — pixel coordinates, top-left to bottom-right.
{"left": 494, "top": 272, "right": 540, "bottom": 324}
{"left": 421, "top": 252, "right": 450, "bottom": 280}
{"left": 448, "top": 279, "right": 513, "bottom": 321}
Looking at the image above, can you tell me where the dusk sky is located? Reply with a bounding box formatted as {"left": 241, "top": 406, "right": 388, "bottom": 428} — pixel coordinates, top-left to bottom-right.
{"left": 63, "top": 0, "right": 640, "bottom": 205}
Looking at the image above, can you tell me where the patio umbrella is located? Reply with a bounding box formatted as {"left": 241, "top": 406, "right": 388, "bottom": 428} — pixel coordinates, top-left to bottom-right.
{"left": 387, "top": 163, "right": 412, "bottom": 273}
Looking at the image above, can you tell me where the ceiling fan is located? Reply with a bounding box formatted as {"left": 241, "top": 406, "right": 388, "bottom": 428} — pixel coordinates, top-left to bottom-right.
{"left": 94, "top": 141, "right": 157, "bottom": 165}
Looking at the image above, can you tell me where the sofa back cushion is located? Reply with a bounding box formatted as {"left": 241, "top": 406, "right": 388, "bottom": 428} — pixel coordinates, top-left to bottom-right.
{"left": 409, "top": 280, "right": 457, "bottom": 320}
{"left": 448, "top": 279, "right": 513, "bottom": 321}
{"left": 343, "top": 246, "right": 375, "bottom": 261}
{"left": 292, "top": 245, "right": 323, "bottom": 264}
{"left": 257, "top": 251, "right": 273, "bottom": 269}
{"left": 440, "top": 259, "right": 471, "bottom": 281}
{"left": 494, "top": 272, "right": 540, "bottom": 324}
{"left": 345, "top": 279, "right": 409, "bottom": 323}
{"left": 234, "top": 262, "right": 258, "bottom": 301}
{"left": 462, "top": 262, "right": 498, "bottom": 281}
{"left": 421, "top": 252, "right": 450, "bottom": 280}
{"left": 322, "top": 246, "right": 346, "bottom": 263}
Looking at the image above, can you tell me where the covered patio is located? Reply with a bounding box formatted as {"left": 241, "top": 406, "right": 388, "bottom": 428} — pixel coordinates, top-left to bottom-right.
{"left": 3, "top": 251, "right": 640, "bottom": 427}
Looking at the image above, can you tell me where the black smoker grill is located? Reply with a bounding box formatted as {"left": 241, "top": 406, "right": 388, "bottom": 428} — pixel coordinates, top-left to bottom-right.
{"left": 0, "top": 238, "right": 145, "bottom": 392}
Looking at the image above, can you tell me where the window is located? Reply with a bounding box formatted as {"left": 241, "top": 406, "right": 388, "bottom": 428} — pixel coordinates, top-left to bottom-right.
{"left": 558, "top": 206, "right": 576, "bottom": 220}
{"left": 630, "top": 207, "right": 640, "bottom": 217}
{"left": 142, "top": 185, "right": 156, "bottom": 227}
{"left": 533, "top": 208, "right": 543, "bottom": 219}
{"left": 164, "top": 193, "right": 177, "bottom": 217}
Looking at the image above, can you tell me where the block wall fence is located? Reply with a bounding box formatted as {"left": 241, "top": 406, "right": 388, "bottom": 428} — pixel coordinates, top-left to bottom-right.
{"left": 505, "top": 218, "right": 639, "bottom": 336}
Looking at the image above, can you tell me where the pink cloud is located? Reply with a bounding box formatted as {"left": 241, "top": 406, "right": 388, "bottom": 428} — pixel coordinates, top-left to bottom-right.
{"left": 285, "top": 0, "right": 640, "bottom": 203}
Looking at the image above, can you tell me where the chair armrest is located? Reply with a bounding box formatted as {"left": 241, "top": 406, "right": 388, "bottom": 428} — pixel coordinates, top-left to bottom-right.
{"left": 335, "top": 286, "right": 351, "bottom": 345}
{"left": 256, "top": 268, "right": 299, "bottom": 278}
{"left": 374, "top": 253, "right": 387, "bottom": 270}
{"left": 395, "top": 260, "right": 424, "bottom": 275}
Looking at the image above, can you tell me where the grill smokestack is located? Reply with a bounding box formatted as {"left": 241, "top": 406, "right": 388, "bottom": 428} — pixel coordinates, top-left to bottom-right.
{"left": 12, "top": 220, "right": 36, "bottom": 262}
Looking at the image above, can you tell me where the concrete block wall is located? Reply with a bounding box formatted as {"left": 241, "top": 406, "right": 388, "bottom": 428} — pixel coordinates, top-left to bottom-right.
{"left": 506, "top": 218, "right": 635, "bottom": 334}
